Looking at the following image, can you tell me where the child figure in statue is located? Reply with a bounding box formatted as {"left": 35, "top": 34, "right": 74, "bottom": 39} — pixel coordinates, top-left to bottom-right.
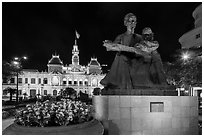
{"left": 137, "top": 27, "right": 167, "bottom": 85}
{"left": 136, "top": 27, "right": 159, "bottom": 54}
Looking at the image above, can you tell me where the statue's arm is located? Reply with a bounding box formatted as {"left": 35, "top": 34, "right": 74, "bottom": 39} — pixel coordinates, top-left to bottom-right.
{"left": 103, "top": 35, "right": 122, "bottom": 51}
{"left": 144, "top": 41, "right": 159, "bottom": 52}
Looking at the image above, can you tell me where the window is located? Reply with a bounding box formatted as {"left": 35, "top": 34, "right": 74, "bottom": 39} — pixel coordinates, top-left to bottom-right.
{"left": 44, "top": 90, "right": 47, "bottom": 95}
{"left": 79, "top": 81, "right": 83, "bottom": 86}
{"left": 18, "top": 90, "right": 22, "bottom": 95}
{"left": 3, "top": 78, "right": 7, "bottom": 83}
{"left": 84, "top": 81, "right": 88, "bottom": 86}
{"left": 150, "top": 102, "right": 164, "bottom": 112}
{"left": 43, "top": 78, "right": 48, "bottom": 84}
{"left": 53, "top": 90, "right": 57, "bottom": 96}
{"left": 63, "top": 81, "right": 67, "bottom": 85}
{"left": 30, "top": 89, "right": 36, "bottom": 98}
{"left": 31, "top": 78, "right": 36, "bottom": 84}
{"left": 68, "top": 81, "right": 72, "bottom": 85}
{"left": 10, "top": 78, "right": 15, "bottom": 84}
{"left": 63, "top": 78, "right": 67, "bottom": 85}
{"left": 18, "top": 78, "right": 22, "bottom": 84}
{"left": 38, "top": 78, "right": 41, "bottom": 84}
{"left": 3, "top": 90, "right": 7, "bottom": 95}
{"left": 25, "top": 78, "right": 28, "bottom": 84}
{"left": 196, "top": 34, "right": 200, "bottom": 39}
{"left": 74, "top": 81, "right": 77, "bottom": 85}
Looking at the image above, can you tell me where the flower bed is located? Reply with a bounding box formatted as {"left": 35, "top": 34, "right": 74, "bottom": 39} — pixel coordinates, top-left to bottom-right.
{"left": 15, "top": 99, "right": 93, "bottom": 127}
{"left": 3, "top": 99, "right": 104, "bottom": 135}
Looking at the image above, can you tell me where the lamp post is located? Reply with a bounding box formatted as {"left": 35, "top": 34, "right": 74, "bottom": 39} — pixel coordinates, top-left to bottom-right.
{"left": 12, "top": 56, "right": 27, "bottom": 103}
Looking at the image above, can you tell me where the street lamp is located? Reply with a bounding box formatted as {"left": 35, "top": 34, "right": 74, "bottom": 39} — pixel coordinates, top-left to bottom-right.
{"left": 12, "top": 56, "right": 27, "bottom": 103}
{"left": 181, "top": 52, "right": 190, "bottom": 62}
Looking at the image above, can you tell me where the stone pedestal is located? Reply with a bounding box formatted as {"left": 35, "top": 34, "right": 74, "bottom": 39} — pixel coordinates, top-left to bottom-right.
{"left": 93, "top": 95, "right": 199, "bottom": 135}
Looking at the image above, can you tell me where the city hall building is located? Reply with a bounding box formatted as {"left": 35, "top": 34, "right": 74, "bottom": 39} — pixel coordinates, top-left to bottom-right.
{"left": 3, "top": 40, "right": 105, "bottom": 98}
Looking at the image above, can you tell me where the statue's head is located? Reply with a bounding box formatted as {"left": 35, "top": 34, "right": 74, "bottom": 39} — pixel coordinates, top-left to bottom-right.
{"left": 124, "top": 13, "right": 137, "bottom": 28}
{"left": 142, "top": 27, "right": 154, "bottom": 41}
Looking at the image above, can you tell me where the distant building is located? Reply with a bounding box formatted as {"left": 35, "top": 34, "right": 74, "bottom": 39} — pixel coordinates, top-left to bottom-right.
{"left": 2, "top": 40, "right": 105, "bottom": 98}
{"left": 179, "top": 4, "right": 202, "bottom": 49}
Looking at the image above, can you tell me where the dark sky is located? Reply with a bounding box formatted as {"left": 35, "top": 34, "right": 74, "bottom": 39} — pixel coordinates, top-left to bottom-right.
{"left": 2, "top": 2, "right": 201, "bottom": 71}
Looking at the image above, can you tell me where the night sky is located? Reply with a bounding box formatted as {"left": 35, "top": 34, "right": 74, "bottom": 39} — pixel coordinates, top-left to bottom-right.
{"left": 2, "top": 2, "right": 201, "bottom": 71}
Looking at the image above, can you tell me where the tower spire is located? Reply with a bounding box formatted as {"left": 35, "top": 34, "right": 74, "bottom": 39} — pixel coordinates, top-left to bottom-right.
{"left": 72, "top": 30, "right": 80, "bottom": 66}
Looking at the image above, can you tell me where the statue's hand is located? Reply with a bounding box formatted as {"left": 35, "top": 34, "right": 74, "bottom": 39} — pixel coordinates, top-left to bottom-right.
{"left": 103, "top": 40, "right": 112, "bottom": 44}
{"left": 103, "top": 41, "right": 120, "bottom": 51}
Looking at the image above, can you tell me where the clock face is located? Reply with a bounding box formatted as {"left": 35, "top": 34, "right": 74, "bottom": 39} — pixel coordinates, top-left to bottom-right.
{"left": 92, "top": 79, "right": 97, "bottom": 86}
{"left": 73, "top": 56, "right": 79, "bottom": 63}
{"left": 52, "top": 76, "right": 59, "bottom": 85}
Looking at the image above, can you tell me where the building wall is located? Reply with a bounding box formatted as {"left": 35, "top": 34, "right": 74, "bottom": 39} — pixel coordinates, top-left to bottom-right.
{"left": 179, "top": 27, "right": 201, "bottom": 49}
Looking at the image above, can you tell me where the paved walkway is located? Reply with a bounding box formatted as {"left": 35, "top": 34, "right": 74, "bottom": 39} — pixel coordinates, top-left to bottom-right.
{"left": 2, "top": 118, "right": 15, "bottom": 131}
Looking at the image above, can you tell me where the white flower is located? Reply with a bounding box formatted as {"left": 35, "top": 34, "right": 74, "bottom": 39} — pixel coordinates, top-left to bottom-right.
{"left": 59, "top": 112, "right": 64, "bottom": 116}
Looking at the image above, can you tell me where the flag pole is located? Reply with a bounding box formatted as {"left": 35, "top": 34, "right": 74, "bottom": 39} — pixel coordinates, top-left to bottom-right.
{"left": 75, "top": 35, "right": 77, "bottom": 45}
{"left": 75, "top": 30, "right": 80, "bottom": 45}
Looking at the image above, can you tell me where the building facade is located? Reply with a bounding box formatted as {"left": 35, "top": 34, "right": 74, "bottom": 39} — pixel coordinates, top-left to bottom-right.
{"left": 2, "top": 40, "right": 105, "bottom": 98}
{"left": 179, "top": 4, "right": 202, "bottom": 49}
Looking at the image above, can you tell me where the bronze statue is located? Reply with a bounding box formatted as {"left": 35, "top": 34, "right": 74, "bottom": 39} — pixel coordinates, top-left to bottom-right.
{"left": 100, "top": 13, "right": 168, "bottom": 91}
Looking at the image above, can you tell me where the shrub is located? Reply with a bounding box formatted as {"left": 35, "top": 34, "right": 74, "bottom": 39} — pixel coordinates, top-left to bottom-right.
{"left": 15, "top": 99, "right": 93, "bottom": 127}
{"left": 2, "top": 101, "right": 16, "bottom": 106}
{"left": 2, "top": 111, "right": 10, "bottom": 119}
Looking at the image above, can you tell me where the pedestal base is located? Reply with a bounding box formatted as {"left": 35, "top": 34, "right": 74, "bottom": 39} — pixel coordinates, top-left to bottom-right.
{"left": 93, "top": 95, "right": 199, "bottom": 135}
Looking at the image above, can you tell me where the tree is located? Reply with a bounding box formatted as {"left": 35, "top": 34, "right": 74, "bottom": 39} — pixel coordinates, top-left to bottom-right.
{"left": 4, "top": 87, "right": 16, "bottom": 101}
{"left": 92, "top": 88, "right": 101, "bottom": 95}
{"left": 60, "top": 87, "right": 77, "bottom": 99}
{"left": 3, "top": 60, "right": 23, "bottom": 103}
{"left": 164, "top": 58, "right": 202, "bottom": 88}
{"left": 2, "top": 61, "right": 16, "bottom": 82}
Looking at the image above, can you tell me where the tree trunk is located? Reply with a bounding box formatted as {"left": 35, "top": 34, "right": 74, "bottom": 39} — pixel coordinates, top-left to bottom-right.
{"left": 10, "top": 92, "right": 12, "bottom": 101}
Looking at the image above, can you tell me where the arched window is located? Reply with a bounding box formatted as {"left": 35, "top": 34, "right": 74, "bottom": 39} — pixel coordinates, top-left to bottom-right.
{"left": 68, "top": 79, "right": 72, "bottom": 85}
{"left": 44, "top": 90, "right": 47, "bottom": 95}
{"left": 53, "top": 90, "right": 57, "bottom": 96}
{"left": 74, "top": 80, "right": 78, "bottom": 85}
{"left": 30, "top": 89, "right": 36, "bottom": 98}
{"left": 79, "top": 80, "right": 83, "bottom": 86}
{"left": 84, "top": 79, "right": 88, "bottom": 86}
{"left": 43, "top": 78, "right": 48, "bottom": 84}
{"left": 63, "top": 78, "right": 67, "bottom": 85}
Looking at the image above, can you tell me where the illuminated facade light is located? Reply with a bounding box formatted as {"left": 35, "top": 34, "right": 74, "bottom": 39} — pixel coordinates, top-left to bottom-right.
{"left": 23, "top": 56, "right": 27, "bottom": 60}
{"left": 13, "top": 61, "right": 19, "bottom": 65}
{"left": 14, "top": 57, "right": 19, "bottom": 60}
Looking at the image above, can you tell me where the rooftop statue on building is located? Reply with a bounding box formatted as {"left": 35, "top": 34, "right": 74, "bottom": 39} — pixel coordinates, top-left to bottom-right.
{"left": 100, "top": 13, "right": 169, "bottom": 94}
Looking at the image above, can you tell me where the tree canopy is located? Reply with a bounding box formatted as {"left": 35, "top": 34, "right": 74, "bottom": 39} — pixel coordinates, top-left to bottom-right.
{"left": 164, "top": 57, "right": 201, "bottom": 88}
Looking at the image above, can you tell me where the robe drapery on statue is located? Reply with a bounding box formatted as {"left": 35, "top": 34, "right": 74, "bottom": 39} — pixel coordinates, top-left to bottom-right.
{"left": 100, "top": 32, "right": 167, "bottom": 89}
